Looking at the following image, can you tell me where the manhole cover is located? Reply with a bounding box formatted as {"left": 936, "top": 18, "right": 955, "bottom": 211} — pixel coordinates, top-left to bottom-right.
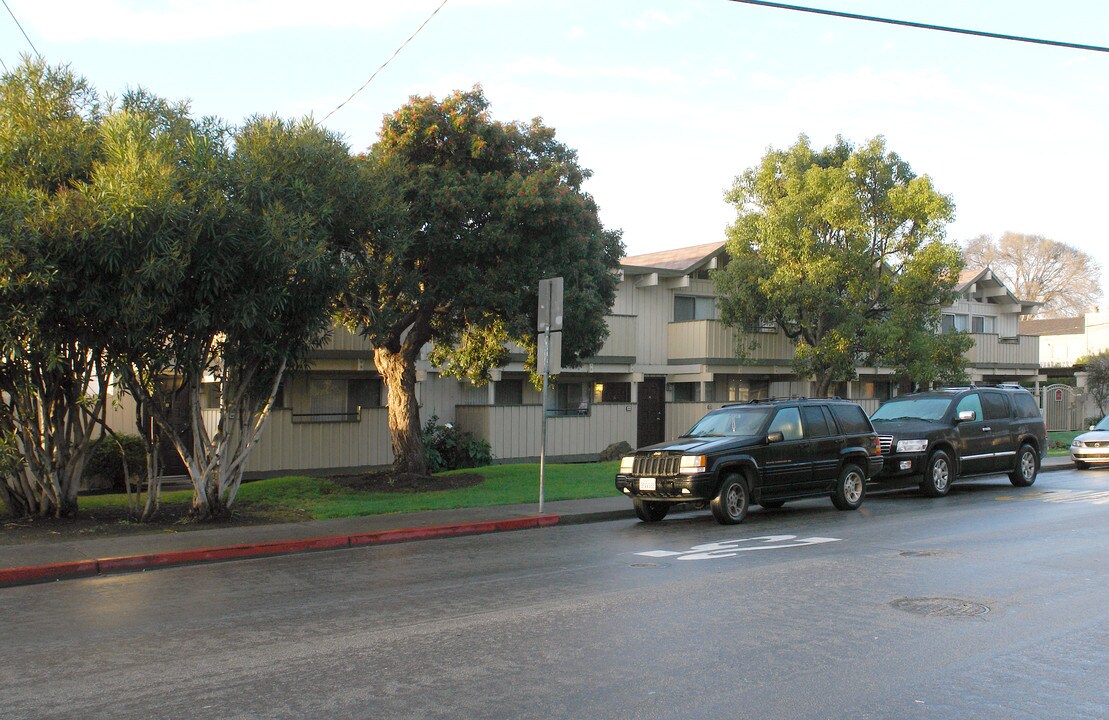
{"left": 892, "top": 597, "right": 990, "bottom": 617}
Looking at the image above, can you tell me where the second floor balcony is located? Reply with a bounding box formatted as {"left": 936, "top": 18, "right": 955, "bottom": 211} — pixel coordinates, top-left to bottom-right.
{"left": 667, "top": 320, "right": 796, "bottom": 365}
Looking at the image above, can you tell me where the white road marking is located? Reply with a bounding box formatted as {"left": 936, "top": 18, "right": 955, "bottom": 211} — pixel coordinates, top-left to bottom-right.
{"left": 636, "top": 534, "right": 842, "bottom": 561}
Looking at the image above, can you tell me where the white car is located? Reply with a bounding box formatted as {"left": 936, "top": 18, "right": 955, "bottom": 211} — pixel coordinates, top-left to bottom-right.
{"left": 1070, "top": 416, "right": 1109, "bottom": 469}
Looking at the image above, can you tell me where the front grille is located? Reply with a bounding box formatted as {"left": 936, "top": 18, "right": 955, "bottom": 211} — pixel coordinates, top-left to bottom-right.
{"left": 878, "top": 436, "right": 894, "bottom": 454}
{"left": 632, "top": 454, "right": 682, "bottom": 477}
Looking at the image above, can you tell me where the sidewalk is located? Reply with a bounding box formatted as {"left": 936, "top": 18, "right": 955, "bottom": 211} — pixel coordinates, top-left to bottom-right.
{"left": 0, "top": 456, "right": 1074, "bottom": 588}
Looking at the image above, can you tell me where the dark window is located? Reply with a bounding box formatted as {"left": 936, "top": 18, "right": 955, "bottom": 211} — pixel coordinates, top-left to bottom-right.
{"left": 595, "top": 381, "right": 630, "bottom": 403}
{"left": 830, "top": 404, "right": 870, "bottom": 434}
{"left": 673, "top": 382, "right": 698, "bottom": 402}
{"left": 1011, "top": 392, "right": 1041, "bottom": 419}
{"left": 801, "top": 405, "right": 831, "bottom": 437}
{"left": 495, "top": 379, "right": 523, "bottom": 406}
{"left": 981, "top": 392, "right": 1010, "bottom": 421}
{"left": 348, "top": 379, "right": 381, "bottom": 410}
{"left": 674, "top": 295, "right": 715, "bottom": 322}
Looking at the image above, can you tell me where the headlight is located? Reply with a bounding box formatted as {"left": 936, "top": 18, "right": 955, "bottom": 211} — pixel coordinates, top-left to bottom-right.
{"left": 619, "top": 455, "right": 635, "bottom": 473}
{"left": 1072, "top": 440, "right": 1083, "bottom": 448}
{"left": 679, "top": 455, "right": 707, "bottom": 474}
{"left": 896, "top": 439, "right": 929, "bottom": 453}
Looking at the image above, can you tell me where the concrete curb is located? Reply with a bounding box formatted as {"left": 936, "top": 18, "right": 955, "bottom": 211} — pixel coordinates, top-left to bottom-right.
{"left": 0, "top": 514, "right": 560, "bottom": 588}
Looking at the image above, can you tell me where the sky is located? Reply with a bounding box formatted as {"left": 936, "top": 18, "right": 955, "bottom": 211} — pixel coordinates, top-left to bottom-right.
{"left": 3, "top": 0, "right": 1108, "bottom": 299}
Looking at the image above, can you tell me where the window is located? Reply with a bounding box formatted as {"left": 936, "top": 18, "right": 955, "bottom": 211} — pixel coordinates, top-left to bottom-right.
{"left": 672, "top": 382, "right": 698, "bottom": 402}
{"left": 801, "top": 405, "right": 831, "bottom": 437}
{"left": 290, "top": 375, "right": 379, "bottom": 423}
{"left": 956, "top": 393, "right": 984, "bottom": 421}
{"left": 981, "top": 392, "right": 1010, "bottom": 421}
{"left": 941, "top": 313, "right": 969, "bottom": 333}
{"left": 674, "top": 295, "right": 715, "bottom": 322}
{"left": 594, "top": 382, "right": 630, "bottom": 403}
{"left": 1011, "top": 392, "right": 1041, "bottom": 419}
{"left": 549, "top": 380, "right": 592, "bottom": 416}
{"left": 495, "top": 379, "right": 523, "bottom": 406}
{"left": 971, "top": 315, "right": 995, "bottom": 334}
{"left": 768, "top": 407, "right": 803, "bottom": 441}
{"left": 829, "top": 404, "right": 871, "bottom": 434}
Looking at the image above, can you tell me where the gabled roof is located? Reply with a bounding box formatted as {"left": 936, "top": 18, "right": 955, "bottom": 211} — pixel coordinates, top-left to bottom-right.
{"left": 621, "top": 241, "right": 726, "bottom": 276}
{"left": 1018, "top": 316, "right": 1086, "bottom": 337}
{"left": 956, "top": 268, "right": 1041, "bottom": 315}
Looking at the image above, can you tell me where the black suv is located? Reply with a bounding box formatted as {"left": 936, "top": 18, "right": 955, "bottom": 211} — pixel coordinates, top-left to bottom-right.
{"left": 869, "top": 386, "right": 1047, "bottom": 496}
{"left": 615, "top": 398, "right": 884, "bottom": 524}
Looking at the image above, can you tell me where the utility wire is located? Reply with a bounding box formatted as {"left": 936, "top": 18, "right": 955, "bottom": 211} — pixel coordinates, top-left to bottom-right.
{"left": 728, "top": 0, "right": 1109, "bottom": 53}
{"left": 322, "top": 0, "right": 449, "bottom": 123}
{"left": 3, "top": 0, "right": 41, "bottom": 58}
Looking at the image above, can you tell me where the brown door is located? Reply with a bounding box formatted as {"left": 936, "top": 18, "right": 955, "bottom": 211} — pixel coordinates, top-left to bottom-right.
{"left": 637, "top": 377, "right": 666, "bottom": 448}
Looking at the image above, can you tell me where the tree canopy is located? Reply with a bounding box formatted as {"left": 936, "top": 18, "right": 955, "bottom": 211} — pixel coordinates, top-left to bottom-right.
{"left": 963, "top": 232, "right": 1102, "bottom": 318}
{"left": 340, "top": 87, "right": 622, "bottom": 475}
{"left": 714, "top": 135, "right": 970, "bottom": 395}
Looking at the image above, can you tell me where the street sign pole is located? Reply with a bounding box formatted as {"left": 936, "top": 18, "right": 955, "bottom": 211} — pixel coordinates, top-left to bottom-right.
{"left": 537, "top": 277, "right": 564, "bottom": 515}
{"left": 539, "top": 324, "right": 550, "bottom": 514}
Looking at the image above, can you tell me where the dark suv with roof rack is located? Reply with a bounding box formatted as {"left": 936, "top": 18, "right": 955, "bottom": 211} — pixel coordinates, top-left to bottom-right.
{"left": 615, "top": 398, "right": 884, "bottom": 524}
{"left": 869, "top": 385, "right": 1046, "bottom": 496}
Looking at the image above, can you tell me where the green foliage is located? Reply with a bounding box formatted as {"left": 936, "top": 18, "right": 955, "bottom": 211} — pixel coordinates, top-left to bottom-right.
{"left": 422, "top": 415, "right": 493, "bottom": 473}
{"left": 85, "top": 434, "right": 148, "bottom": 492}
{"left": 1084, "top": 350, "right": 1109, "bottom": 414}
{"left": 714, "top": 135, "right": 964, "bottom": 393}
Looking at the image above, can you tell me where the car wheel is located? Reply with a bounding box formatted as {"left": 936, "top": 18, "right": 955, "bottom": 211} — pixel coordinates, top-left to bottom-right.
{"left": 760, "top": 500, "right": 785, "bottom": 509}
{"left": 1009, "top": 444, "right": 1038, "bottom": 487}
{"left": 633, "top": 499, "right": 670, "bottom": 522}
{"left": 920, "top": 450, "right": 952, "bottom": 497}
{"left": 711, "top": 473, "right": 749, "bottom": 525}
{"left": 832, "top": 463, "right": 866, "bottom": 510}
{"left": 1074, "top": 460, "right": 1089, "bottom": 470}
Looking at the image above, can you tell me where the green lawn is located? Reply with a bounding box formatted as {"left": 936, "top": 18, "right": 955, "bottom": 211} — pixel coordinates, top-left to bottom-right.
{"left": 4, "top": 461, "right": 623, "bottom": 520}
{"left": 1047, "top": 430, "right": 1079, "bottom": 456}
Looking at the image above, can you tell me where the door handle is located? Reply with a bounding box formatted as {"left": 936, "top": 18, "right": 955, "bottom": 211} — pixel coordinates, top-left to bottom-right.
{"left": 982, "top": 426, "right": 992, "bottom": 432}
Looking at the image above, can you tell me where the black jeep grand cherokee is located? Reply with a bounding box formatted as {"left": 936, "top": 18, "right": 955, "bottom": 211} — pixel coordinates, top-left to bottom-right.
{"left": 615, "top": 398, "right": 884, "bottom": 524}
{"left": 869, "top": 385, "right": 1047, "bottom": 496}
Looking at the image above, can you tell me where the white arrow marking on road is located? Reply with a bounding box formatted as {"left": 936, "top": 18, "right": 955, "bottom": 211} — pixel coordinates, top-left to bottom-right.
{"left": 635, "top": 535, "right": 842, "bottom": 561}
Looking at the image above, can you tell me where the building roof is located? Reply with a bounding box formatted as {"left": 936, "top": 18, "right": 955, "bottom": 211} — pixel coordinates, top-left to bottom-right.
{"left": 621, "top": 241, "right": 726, "bottom": 275}
{"left": 956, "top": 268, "right": 1041, "bottom": 315}
{"left": 1018, "top": 316, "right": 1086, "bottom": 336}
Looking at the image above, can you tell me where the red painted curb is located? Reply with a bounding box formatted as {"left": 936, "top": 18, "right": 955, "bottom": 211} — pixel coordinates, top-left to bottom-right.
{"left": 0, "top": 514, "right": 561, "bottom": 587}
{"left": 0, "top": 559, "right": 99, "bottom": 586}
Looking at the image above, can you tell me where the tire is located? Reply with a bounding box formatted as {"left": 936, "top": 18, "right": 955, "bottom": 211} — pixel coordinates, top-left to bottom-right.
{"left": 1074, "top": 460, "right": 1089, "bottom": 470}
{"left": 633, "top": 499, "right": 670, "bottom": 522}
{"left": 711, "top": 473, "right": 749, "bottom": 525}
{"left": 1009, "top": 444, "right": 1039, "bottom": 487}
{"left": 760, "top": 500, "right": 785, "bottom": 509}
{"left": 832, "top": 463, "right": 866, "bottom": 510}
{"left": 920, "top": 450, "right": 953, "bottom": 497}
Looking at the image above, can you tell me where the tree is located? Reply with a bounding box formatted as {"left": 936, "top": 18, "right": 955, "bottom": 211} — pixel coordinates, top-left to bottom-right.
{"left": 0, "top": 58, "right": 108, "bottom": 517}
{"left": 340, "top": 87, "right": 622, "bottom": 476}
{"left": 1085, "top": 351, "right": 1109, "bottom": 417}
{"left": 714, "top": 135, "right": 971, "bottom": 396}
{"left": 963, "top": 232, "right": 1102, "bottom": 318}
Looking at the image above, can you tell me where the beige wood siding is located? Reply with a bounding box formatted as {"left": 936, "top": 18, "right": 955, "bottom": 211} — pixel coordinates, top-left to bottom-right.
{"left": 455, "top": 403, "right": 635, "bottom": 461}
{"left": 966, "top": 334, "right": 1038, "bottom": 367}
{"left": 667, "top": 321, "right": 796, "bottom": 363}
{"left": 597, "top": 314, "right": 636, "bottom": 358}
{"left": 242, "top": 407, "right": 392, "bottom": 473}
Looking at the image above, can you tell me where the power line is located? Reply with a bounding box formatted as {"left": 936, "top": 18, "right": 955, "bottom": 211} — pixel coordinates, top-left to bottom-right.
{"left": 321, "top": 0, "right": 449, "bottom": 123}
{"left": 727, "top": 0, "right": 1109, "bottom": 53}
{"left": 3, "top": 0, "right": 41, "bottom": 58}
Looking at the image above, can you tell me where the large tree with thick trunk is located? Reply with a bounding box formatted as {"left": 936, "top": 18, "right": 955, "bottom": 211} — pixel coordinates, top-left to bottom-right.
{"left": 341, "top": 87, "right": 622, "bottom": 476}
{"left": 714, "top": 135, "right": 970, "bottom": 395}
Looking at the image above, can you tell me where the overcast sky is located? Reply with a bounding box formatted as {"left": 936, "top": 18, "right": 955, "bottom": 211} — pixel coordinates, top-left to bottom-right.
{"left": 4, "top": 0, "right": 1107, "bottom": 300}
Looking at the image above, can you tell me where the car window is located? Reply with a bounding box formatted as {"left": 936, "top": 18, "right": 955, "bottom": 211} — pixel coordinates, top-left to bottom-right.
{"left": 685, "top": 408, "right": 771, "bottom": 437}
{"left": 871, "top": 397, "right": 951, "bottom": 422}
{"left": 768, "top": 407, "right": 802, "bottom": 441}
{"left": 956, "top": 393, "right": 984, "bottom": 421}
{"left": 981, "top": 392, "right": 1010, "bottom": 421}
{"left": 801, "top": 405, "right": 831, "bottom": 437}
{"left": 830, "top": 404, "right": 870, "bottom": 434}
{"left": 1094, "top": 416, "right": 1109, "bottom": 431}
{"left": 1011, "top": 393, "right": 1041, "bottom": 419}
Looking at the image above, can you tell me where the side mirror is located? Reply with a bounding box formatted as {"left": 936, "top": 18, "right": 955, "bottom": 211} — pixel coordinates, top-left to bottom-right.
{"left": 767, "top": 431, "right": 785, "bottom": 444}
{"left": 957, "top": 410, "right": 976, "bottom": 423}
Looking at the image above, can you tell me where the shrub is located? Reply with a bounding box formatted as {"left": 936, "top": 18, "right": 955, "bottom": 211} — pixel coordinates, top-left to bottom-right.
{"left": 422, "top": 416, "right": 493, "bottom": 474}
{"left": 85, "top": 434, "right": 148, "bottom": 491}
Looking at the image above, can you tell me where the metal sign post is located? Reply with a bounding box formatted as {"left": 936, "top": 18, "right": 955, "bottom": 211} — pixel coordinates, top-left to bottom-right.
{"left": 538, "top": 278, "right": 564, "bottom": 514}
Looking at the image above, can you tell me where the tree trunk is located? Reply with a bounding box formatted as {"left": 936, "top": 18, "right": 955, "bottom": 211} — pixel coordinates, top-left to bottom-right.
{"left": 375, "top": 346, "right": 427, "bottom": 476}
{"left": 815, "top": 373, "right": 834, "bottom": 398}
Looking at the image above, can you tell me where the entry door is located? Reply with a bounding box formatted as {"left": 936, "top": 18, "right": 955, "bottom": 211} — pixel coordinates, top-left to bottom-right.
{"left": 636, "top": 377, "right": 666, "bottom": 448}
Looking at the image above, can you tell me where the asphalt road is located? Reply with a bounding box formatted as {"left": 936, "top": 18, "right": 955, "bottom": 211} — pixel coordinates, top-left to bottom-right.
{"left": 2, "top": 469, "right": 1107, "bottom": 720}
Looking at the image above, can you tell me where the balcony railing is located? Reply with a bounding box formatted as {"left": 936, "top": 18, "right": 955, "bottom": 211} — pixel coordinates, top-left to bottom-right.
{"left": 667, "top": 320, "right": 796, "bottom": 364}
{"left": 964, "top": 334, "right": 1039, "bottom": 368}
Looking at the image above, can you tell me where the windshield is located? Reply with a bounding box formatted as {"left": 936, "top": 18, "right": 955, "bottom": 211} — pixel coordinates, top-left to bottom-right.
{"left": 685, "top": 407, "right": 772, "bottom": 437}
{"left": 1094, "top": 416, "right": 1109, "bottom": 431}
{"left": 871, "top": 397, "right": 953, "bottom": 422}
